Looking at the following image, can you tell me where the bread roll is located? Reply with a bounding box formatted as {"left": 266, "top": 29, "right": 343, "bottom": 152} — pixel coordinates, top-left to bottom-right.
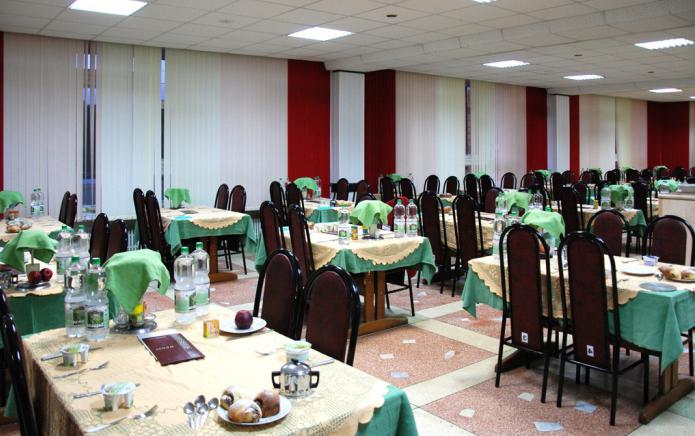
{"left": 254, "top": 389, "right": 280, "bottom": 417}
{"left": 682, "top": 269, "right": 695, "bottom": 280}
{"left": 227, "top": 399, "right": 262, "bottom": 423}
{"left": 220, "top": 385, "right": 251, "bottom": 411}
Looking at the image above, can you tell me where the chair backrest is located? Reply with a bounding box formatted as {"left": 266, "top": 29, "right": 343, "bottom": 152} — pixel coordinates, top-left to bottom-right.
{"left": 644, "top": 215, "right": 695, "bottom": 266}
{"left": 64, "top": 193, "right": 78, "bottom": 228}
{"left": 631, "top": 181, "right": 652, "bottom": 222}
{"left": 399, "top": 178, "right": 417, "bottom": 200}
{"left": 269, "top": 181, "right": 287, "bottom": 219}
{"left": 572, "top": 181, "right": 588, "bottom": 205}
{"left": 560, "top": 187, "right": 583, "bottom": 234}
{"left": 254, "top": 249, "right": 303, "bottom": 339}
{"left": 443, "top": 176, "right": 459, "bottom": 195}
{"left": 58, "top": 191, "right": 70, "bottom": 224}
{"left": 229, "top": 185, "right": 246, "bottom": 213}
{"left": 287, "top": 205, "right": 314, "bottom": 285}
{"left": 302, "top": 265, "right": 360, "bottom": 365}
{"left": 453, "top": 194, "right": 482, "bottom": 266}
{"left": 625, "top": 169, "right": 640, "bottom": 183}
{"left": 418, "top": 191, "right": 447, "bottom": 264}
{"left": 133, "top": 188, "right": 150, "bottom": 249}
{"left": 533, "top": 171, "right": 547, "bottom": 189}
{"left": 1, "top": 313, "right": 40, "bottom": 436}
{"left": 353, "top": 180, "right": 370, "bottom": 202}
{"left": 483, "top": 187, "right": 503, "bottom": 214}
{"left": 656, "top": 166, "right": 670, "bottom": 179}
{"left": 214, "top": 183, "right": 229, "bottom": 209}
{"left": 558, "top": 232, "right": 619, "bottom": 370}
{"left": 334, "top": 178, "right": 349, "bottom": 201}
{"left": 561, "top": 170, "right": 576, "bottom": 185}
{"left": 424, "top": 174, "right": 440, "bottom": 194}
{"left": 606, "top": 169, "right": 620, "bottom": 185}
{"left": 687, "top": 176, "right": 695, "bottom": 184}
{"left": 463, "top": 174, "right": 479, "bottom": 205}
{"left": 89, "top": 213, "right": 109, "bottom": 263}
{"left": 640, "top": 168, "right": 653, "bottom": 181}
{"left": 519, "top": 173, "right": 536, "bottom": 189}
{"left": 673, "top": 166, "right": 687, "bottom": 182}
{"left": 499, "top": 224, "right": 552, "bottom": 354}
{"left": 479, "top": 175, "right": 494, "bottom": 204}
{"left": 500, "top": 172, "right": 516, "bottom": 189}
{"left": 105, "top": 219, "right": 128, "bottom": 262}
{"left": 260, "top": 201, "right": 285, "bottom": 255}
{"left": 380, "top": 177, "right": 397, "bottom": 203}
{"left": 580, "top": 171, "right": 593, "bottom": 184}
{"left": 690, "top": 167, "right": 695, "bottom": 177}
{"left": 551, "top": 172, "right": 563, "bottom": 201}
{"left": 587, "top": 210, "right": 629, "bottom": 257}
{"left": 285, "top": 183, "right": 304, "bottom": 212}
{"left": 356, "top": 193, "right": 376, "bottom": 204}
{"left": 0, "top": 288, "right": 10, "bottom": 318}
{"left": 145, "top": 192, "right": 167, "bottom": 255}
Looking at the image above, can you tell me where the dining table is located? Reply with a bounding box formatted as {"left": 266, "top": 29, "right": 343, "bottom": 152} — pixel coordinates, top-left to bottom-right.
{"left": 0, "top": 215, "right": 65, "bottom": 244}
{"left": 462, "top": 254, "right": 695, "bottom": 424}
{"left": 19, "top": 304, "right": 417, "bottom": 435}
{"left": 303, "top": 199, "right": 354, "bottom": 223}
{"left": 255, "top": 227, "right": 436, "bottom": 335}
{"left": 157, "top": 206, "right": 257, "bottom": 283}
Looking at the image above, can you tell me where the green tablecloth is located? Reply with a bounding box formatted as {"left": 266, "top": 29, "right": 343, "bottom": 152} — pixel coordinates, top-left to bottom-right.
{"left": 163, "top": 214, "right": 257, "bottom": 256}
{"left": 535, "top": 169, "right": 551, "bottom": 178}
{"left": 357, "top": 385, "right": 418, "bottom": 436}
{"left": 0, "top": 190, "right": 24, "bottom": 211}
{"left": 294, "top": 177, "right": 318, "bottom": 192}
{"left": 0, "top": 229, "right": 57, "bottom": 272}
{"left": 520, "top": 210, "right": 565, "bottom": 240}
{"left": 655, "top": 179, "right": 679, "bottom": 193}
{"left": 503, "top": 191, "right": 531, "bottom": 211}
{"left": 307, "top": 207, "right": 339, "bottom": 223}
{"left": 164, "top": 188, "right": 191, "bottom": 208}
{"left": 104, "top": 249, "right": 170, "bottom": 314}
{"left": 350, "top": 200, "right": 393, "bottom": 227}
{"left": 462, "top": 270, "right": 695, "bottom": 372}
{"left": 387, "top": 173, "right": 402, "bottom": 182}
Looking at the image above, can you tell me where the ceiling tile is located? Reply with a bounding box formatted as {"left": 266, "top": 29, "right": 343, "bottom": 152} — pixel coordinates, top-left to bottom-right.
{"left": 215, "top": 29, "right": 276, "bottom": 43}
{"left": 13, "top": 0, "right": 71, "bottom": 6}
{"left": 480, "top": 14, "right": 540, "bottom": 29}
{"left": 40, "top": 29, "right": 96, "bottom": 39}
{"left": 610, "top": 15, "right": 691, "bottom": 33}
{"left": 44, "top": 19, "right": 108, "bottom": 35}
{"left": 398, "top": 0, "right": 475, "bottom": 14}
{"left": 401, "top": 31, "right": 451, "bottom": 44}
{"left": 439, "top": 23, "right": 495, "bottom": 37}
{"left": 356, "top": 6, "right": 429, "bottom": 24}
{"left": 494, "top": 0, "right": 574, "bottom": 13}
{"left": 400, "top": 14, "right": 462, "bottom": 31}
{"left": 148, "top": 32, "right": 209, "bottom": 46}
{"left": 0, "top": 14, "right": 50, "bottom": 28}
{"left": 154, "top": 0, "right": 234, "bottom": 11}
{"left": 118, "top": 16, "right": 182, "bottom": 32}
{"left": 554, "top": 25, "right": 626, "bottom": 40}
{"left": 338, "top": 32, "right": 388, "bottom": 45}
{"left": 364, "top": 24, "right": 424, "bottom": 38}
{"left": 446, "top": 5, "right": 515, "bottom": 22}
{"left": 307, "top": 0, "right": 382, "bottom": 16}
{"left": 263, "top": 35, "right": 316, "bottom": 47}
{"left": 581, "top": 0, "right": 655, "bottom": 11}
{"left": 528, "top": 4, "right": 598, "bottom": 20}
{"left": 100, "top": 26, "right": 162, "bottom": 40}
{"left": 171, "top": 23, "right": 232, "bottom": 38}
{"left": 242, "top": 19, "right": 306, "bottom": 35}
{"left": 217, "top": 0, "right": 293, "bottom": 19}
{"left": 272, "top": 8, "right": 344, "bottom": 25}
{"left": 322, "top": 16, "right": 385, "bottom": 32}
{"left": 192, "top": 13, "right": 259, "bottom": 29}
{"left": 0, "top": 0, "right": 63, "bottom": 19}
{"left": 54, "top": 8, "right": 126, "bottom": 26}
{"left": 189, "top": 39, "right": 249, "bottom": 50}
{"left": 135, "top": 4, "right": 208, "bottom": 22}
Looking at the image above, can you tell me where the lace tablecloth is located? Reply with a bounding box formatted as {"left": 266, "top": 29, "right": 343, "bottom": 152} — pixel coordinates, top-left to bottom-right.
{"left": 0, "top": 216, "right": 64, "bottom": 243}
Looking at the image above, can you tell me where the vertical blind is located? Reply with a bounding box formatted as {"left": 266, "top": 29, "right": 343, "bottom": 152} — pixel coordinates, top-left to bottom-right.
{"left": 615, "top": 97, "right": 647, "bottom": 170}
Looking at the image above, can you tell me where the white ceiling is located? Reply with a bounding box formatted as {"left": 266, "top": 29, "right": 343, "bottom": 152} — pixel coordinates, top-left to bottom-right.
{"left": 2, "top": 0, "right": 695, "bottom": 101}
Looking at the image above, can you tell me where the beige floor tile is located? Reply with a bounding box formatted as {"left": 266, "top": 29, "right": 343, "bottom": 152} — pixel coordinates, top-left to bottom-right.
{"left": 415, "top": 302, "right": 465, "bottom": 319}
{"left": 629, "top": 411, "right": 695, "bottom": 435}
{"left": 412, "top": 408, "right": 474, "bottom": 436}
{"left": 412, "top": 318, "right": 505, "bottom": 354}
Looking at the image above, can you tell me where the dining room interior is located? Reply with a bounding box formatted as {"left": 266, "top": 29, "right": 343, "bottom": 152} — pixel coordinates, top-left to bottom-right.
{"left": 1, "top": 0, "right": 695, "bottom": 435}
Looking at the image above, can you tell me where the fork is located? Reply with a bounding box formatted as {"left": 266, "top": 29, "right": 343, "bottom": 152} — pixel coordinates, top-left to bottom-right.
{"left": 54, "top": 361, "right": 109, "bottom": 380}
{"left": 85, "top": 405, "right": 158, "bottom": 433}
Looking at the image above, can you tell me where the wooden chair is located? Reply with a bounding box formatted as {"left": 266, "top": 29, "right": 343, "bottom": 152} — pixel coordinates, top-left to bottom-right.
{"left": 453, "top": 195, "right": 484, "bottom": 297}
{"left": 64, "top": 193, "right": 78, "bottom": 228}
{"left": 423, "top": 174, "right": 440, "bottom": 194}
{"left": 560, "top": 187, "right": 584, "bottom": 234}
{"left": 269, "top": 181, "right": 287, "bottom": 225}
{"left": 483, "top": 187, "right": 503, "bottom": 214}
{"left": 223, "top": 185, "right": 248, "bottom": 274}
{"left": 443, "top": 176, "right": 459, "bottom": 195}
{"left": 640, "top": 168, "right": 653, "bottom": 181}
{"left": 479, "top": 175, "right": 495, "bottom": 207}
{"left": 587, "top": 210, "right": 631, "bottom": 257}
{"left": 58, "top": 191, "right": 70, "bottom": 224}
{"left": 551, "top": 172, "right": 563, "bottom": 202}
{"left": 380, "top": 177, "right": 397, "bottom": 203}
{"left": 287, "top": 205, "right": 315, "bottom": 286}
{"left": 259, "top": 201, "right": 285, "bottom": 258}
{"left": 214, "top": 183, "right": 229, "bottom": 209}
{"left": 106, "top": 219, "right": 128, "bottom": 262}
{"left": 356, "top": 193, "right": 376, "bottom": 205}
{"left": 561, "top": 170, "right": 576, "bottom": 185}
{"left": 572, "top": 181, "right": 588, "bottom": 205}
{"left": 656, "top": 166, "right": 670, "bottom": 180}
{"left": 418, "top": 191, "right": 455, "bottom": 294}
{"left": 253, "top": 249, "right": 303, "bottom": 339}
{"left": 333, "top": 178, "right": 349, "bottom": 201}
{"left": 463, "top": 174, "right": 479, "bottom": 208}
{"left": 285, "top": 183, "right": 304, "bottom": 213}
{"left": 299, "top": 265, "right": 360, "bottom": 365}
{"left": 500, "top": 172, "right": 516, "bottom": 189}
{"left": 144, "top": 192, "right": 174, "bottom": 272}
{"left": 519, "top": 173, "right": 536, "bottom": 189}
{"left": 673, "top": 166, "right": 687, "bottom": 182}
{"left": 625, "top": 169, "right": 640, "bottom": 183}
{"left": 89, "top": 213, "right": 109, "bottom": 263}
{"left": 496, "top": 224, "right": 554, "bottom": 403}
{"left": 557, "top": 232, "right": 650, "bottom": 425}
{"left": 606, "top": 169, "right": 620, "bottom": 185}
{"left": 353, "top": 180, "right": 370, "bottom": 203}
{"left": 690, "top": 167, "right": 695, "bottom": 177}
{"left": 580, "top": 171, "right": 594, "bottom": 185}
{"left": 399, "top": 178, "right": 417, "bottom": 201}
{"left": 133, "top": 188, "right": 151, "bottom": 249}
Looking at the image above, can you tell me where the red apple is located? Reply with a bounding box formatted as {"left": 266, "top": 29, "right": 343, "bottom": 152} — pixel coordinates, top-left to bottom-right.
{"left": 40, "top": 268, "right": 53, "bottom": 282}
{"left": 27, "top": 270, "right": 42, "bottom": 285}
{"left": 234, "top": 310, "right": 253, "bottom": 330}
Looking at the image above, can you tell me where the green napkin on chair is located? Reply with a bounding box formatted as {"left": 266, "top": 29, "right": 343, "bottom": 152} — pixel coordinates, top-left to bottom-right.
{"left": 350, "top": 200, "right": 393, "bottom": 227}
{"left": 0, "top": 230, "right": 57, "bottom": 273}
{"left": 521, "top": 210, "right": 566, "bottom": 241}
{"left": 387, "top": 173, "right": 402, "bottom": 182}
{"left": 104, "top": 249, "right": 170, "bottom": 313}
{"left": 473, "top": 172, "right": 486, "bottom": 178}
{"left": 504, "top": 191, "right": 532, "bottom": 211}
{"left": 0, "top": 191, "right": 25, "bottom": 212}
{"left": 655, "top": 179, "right": 679, "bottom": 193}
{"left": 164, "top": 188, "right": 191, "bottom": 208}
{"left": 293, "top": 177, "right": 318, "bottom": 192}
{"left": 535, "top": 170, "right": 551, "bottom": 178}
{"left": 608, "top": 184, "right": 633, "bottom": 205}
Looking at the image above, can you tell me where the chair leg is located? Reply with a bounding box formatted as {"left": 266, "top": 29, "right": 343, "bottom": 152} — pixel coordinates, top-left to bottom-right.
{"left": 495, "top": 316, "right": 506, "bottom": 388}
{"left": 451, "top": 256, "right": 459, "bottom": 297}
{"left": 575, "top": 365, "right": 581, "bottom": 384}
{"left": 557, "top": 339, "right": 567, "bottom": 408}
{"left": 407, "top": 277, "right": 415, "bottom": 317}
{"left": 610, "top": 371, "right": 619, "bottom": 426}
{"left": 642, "top": 352, "right": 650, "bottom": 405}
{"left": 541, "top": 351, "right": 551, "bottom": 403}
{"left": 385, "top": 288, "right": 391, "bottom": 310}
{"left": 585, "top": 367, "right": 590, "bottom": 385}
{"left": 689, "top": 328, "right": 693, "bottom": 377}
{"left": 416, "top": 270, "right": 421, "bottom": 288}
{"left": 241, "top": 243, "right": 248, "bottom": 275}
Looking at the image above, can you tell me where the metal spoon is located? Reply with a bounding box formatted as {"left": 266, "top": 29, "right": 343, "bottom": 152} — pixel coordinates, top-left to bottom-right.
{"left": 74, "top": 383, "right": 140, "bottom": 399}
{"left": 207, "top": 398, "right": 219, "bottom": 411}
{"left": 184, "top": 402, "right": 196, "bottom": 430}
{"left": 655, "top": 270, "right": 664, "bottom": 282}
{"left": 54, "top": 361, "right": 109, "bottom": 380}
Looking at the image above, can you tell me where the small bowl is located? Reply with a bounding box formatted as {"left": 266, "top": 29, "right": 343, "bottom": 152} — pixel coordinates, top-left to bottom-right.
{"left": 643, "top": 255, "right": 659, "bottom": 267}
{"left": 61, "top": 343, "right": 89, "bottom": 367}
{"left": 285, "top": 340, "right": 312, "bottom": 363}
{"left": 101, "top": 382, "right": 136, "bottom": 412}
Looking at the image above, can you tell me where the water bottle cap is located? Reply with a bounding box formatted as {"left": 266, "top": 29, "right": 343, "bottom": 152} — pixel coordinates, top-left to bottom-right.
{"left": 62, "top": 225, "right": 68, "bottom": 230}
{"left": 181, "top": 247, "right": 189, "bottom": 254}
{"left": 195, "top": 242, "right": 203, "bottom": 250}
{"left": 90, "top": 258, "right": 101, "bottom": 266}
{"left": 78, "top": 224, "right": 85, "bottom": 231}
{"left": 71, "top": 255, "right": 80, "bottom": 263}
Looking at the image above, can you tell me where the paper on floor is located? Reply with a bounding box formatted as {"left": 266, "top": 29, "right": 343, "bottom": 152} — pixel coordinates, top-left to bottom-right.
{"left": 517, "top": 392, "right": 534, "bottom": 402}
{"left": 460, "top": 318, "right": 470, "bottom": 322}
{"left": 416, "top": 291, "right": 428, "bottom": 297}
{"left": 402, "top": 339, "right": 416, "bottom": 344}
{"left": 458, "top": 408, "right": 475, "bottom": 418}
{"left": 379, "top": 353, "right": 395, "bottom": 360}
{"left": 534, "top": 422, "right": 563, "bottom": 432}
{"left": 390, "top": 371, "right": 409, "bottom": 379}
{"left": 444, "top": 350, "right": 455, "bottom": 360}
{"left": 575, "top": 401, "right": 597, "bottom": 413}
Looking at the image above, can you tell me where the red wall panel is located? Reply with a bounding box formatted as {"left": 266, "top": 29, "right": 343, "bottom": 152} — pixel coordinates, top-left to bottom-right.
{"left": 364, "top": 70, "right": 396, "bottom": 189}
{"left": 647, "top": 101, "right": 689, "bottom": 169}
{"left": 287, "top": 60, "right": 330, "bottom": 192}
{"left": 569, "top": 95, "right": 580, "bottom": 175}
{"left": 525, "top": 87, "right": 547, "bottom": 171}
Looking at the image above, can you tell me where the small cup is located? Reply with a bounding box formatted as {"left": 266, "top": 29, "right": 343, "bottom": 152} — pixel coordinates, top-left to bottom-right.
{"left": 101, "top": 382, "right": 136, "bottom": 412}
{"left": 61, "top": 343, "right": 89, "bottom": 367}
{"left": 285, "top": 340, "right": 312, "bottom": 363}
{"left": 643, "top": 255, "right": 659, "bottom": 267}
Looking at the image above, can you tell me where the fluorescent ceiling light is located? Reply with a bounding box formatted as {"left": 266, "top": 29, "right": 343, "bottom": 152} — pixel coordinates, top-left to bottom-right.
{"left": 472, "top": 0, "right": 496, "bottom": 3}
{"left": 635, "top": 38, "right": 693, "bottom": 50}
{"left": 69, "top": 0, "right": 146, "bottom": 16}
{"left": 649, "top": 88, "right": 682, "bottom": 93}
{"left": 690, "top": 96, "right": 695, "bottom": 100}
{"left": 289, "top": 27, "right": 352, "bottom": 41}
{"left": 483, "top": 60, "right": 529, "bottom": 68}
{"left": 564, "top": 74, "right": 604, "bottom": 81}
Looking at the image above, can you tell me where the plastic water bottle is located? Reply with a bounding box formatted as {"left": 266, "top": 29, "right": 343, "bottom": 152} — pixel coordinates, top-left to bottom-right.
{"left": 406, "top": 202, "right": 418, "bottom": 237}
{"left": 30, "top": 188, "right": 43, "bottom": 218}
{"left": 531, "top": 192, "right": 543, "bottom": 210}
{"left": 64, "top": 256, "right": 86, "bottom": 338}
{"left": 495, "top": 191, "right": 507, "bottom": 215}
{"left": 84, "top": 258, "right": 109, "bottom": 341}
{"left": 314, "top": 176, "right": 322, "bottom": 198}
{"left": 73, "top": 225, "right": 90, "bottom": 268}
{"left": 192, "top": 242, "right": 210, "bottom": 317}
{"left": 394, "top": 200, "right": 406, "bottom": 238}
{"left": 492, "top": 198, "right": 507, "bottom": 261}
{"left": 338, "top": 208, "right": 350, "bottom": 245}
{"left": 174, "top": 247, "right": 196, "bottom": 324}
{"left": 56, "top": 225, "right": 74, "bottom": 278}
{"left": 37, "top": 188, "right": 45, "bottom": 216}
{"left": 600, "top": 186, "right": 611, "bottom": 210}
{"left": 625, "top": 192, "right": 634, "bottom": 210}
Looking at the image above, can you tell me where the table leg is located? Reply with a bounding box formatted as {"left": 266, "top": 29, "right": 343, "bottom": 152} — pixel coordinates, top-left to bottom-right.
{"left": 639, "top": 361, "right": 694, "bottom": 424}
{"left": 358, "top": 271, "right": 408, "bottom": 336}
{"left": 207, "top": 236, "right": 238, "bottom": 283}
{"left": 494, "top": 350, "right": 538, "bottom": 372}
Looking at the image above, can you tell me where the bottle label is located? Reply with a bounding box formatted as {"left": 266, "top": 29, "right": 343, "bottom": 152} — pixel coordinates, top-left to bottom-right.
{"left": 339, "top": 229, "right": 348, "bottom": 239}
{"left": 195, "top": 286, "right": 209, "bottom": 306}
{"left": 87, "top": 309, "right": 105, "bottom": 329}
{"left": 72, "top": 306, "right": 86, "bottom": 327}
{"left": 175, "top": 292, "right": 192, "bottom": 313}
{"left": 408, "top": 223, "right": 417, "bottom": 233}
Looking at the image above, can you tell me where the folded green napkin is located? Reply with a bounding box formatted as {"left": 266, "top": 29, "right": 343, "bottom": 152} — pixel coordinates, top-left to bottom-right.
{"left": 164, "top": 188, "right": 191, "bottom": 208}
{"left": 504, "top": 191, "right": 532, "bottom": 211}
{"left": 653, "top": 165, "right": 667, "bottom": 172}
{"left": 621, "top": 166, "right": 633, "bottom": 172}
{"left": 0, "top": 191, "right": 25, "bottom": 212}
{"left": 387, "top": 173, "right": 402, "bottom": 182}
{"left": 607, "top": 184, "right": 633, "bottom": 205}
{"left": 349, "top": 200, "right": 392, "bottom": 227}
{"left": 293, "top": 177, "right": 318, "bottom": 192}
{"left": 655, "top": 179, "right": 679, "bottom": 193}
{"left": 0, "top": 230, "right": 57, "bottom": 273}
{"left": 104, "top": 249, "right": 170, "bottom": 313}
{"left": 521, "top": 210, "right": 566, "bottom": 241}
{"left": 473, "top": 172, "right": 486, "bottom": 178}
{"left": 535, "top": 170, "right": 551, "bottom": 178}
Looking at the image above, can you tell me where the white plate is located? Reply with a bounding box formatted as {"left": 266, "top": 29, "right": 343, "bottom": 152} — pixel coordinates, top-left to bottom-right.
{"left": 219, "top": 317, "right": 267, "bottom": 335}
{"left": 621, "top": 265, "right": 656, "bottom": 276}
{"left": 216, "top": 396, "right": 291, "bottom": 426}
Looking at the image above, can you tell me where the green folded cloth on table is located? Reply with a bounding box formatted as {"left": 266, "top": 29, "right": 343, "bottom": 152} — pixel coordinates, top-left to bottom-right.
{"left": 164, "top": 188, "right": 191, "bottom": 208}
{"left": 0, "top": 230, "right": 57, "bottom": 273}
{"left": 293, "top": 177, "right": 318, "bottom": 192}
{"left": 608, "top": 184, "right": 633, "bottom": 205}
{"left": 655, "top": 179, "right": 679, "bottom": 193}
{"left": 387, "top": 173, "right": 402, "bottom": 182}
{"left": 503, "top": 190, "right": 532, "bottom": 211}
{"left": 0, "top": 191, "right": 25, "bottom": 212}
{"left": 535, "top": 169, "right": 551, "bottom": 178}
{"left": 521, "top": 210, "right": 565, "bottom": 241}
{"left": 473, "top": 172, "right": 486, "bottom": 178}
{"left": 104, "top": 249, "right": 170, "bottom": 313}
{"left": 350, "top": 200, "right": 392, "bottom": 227}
